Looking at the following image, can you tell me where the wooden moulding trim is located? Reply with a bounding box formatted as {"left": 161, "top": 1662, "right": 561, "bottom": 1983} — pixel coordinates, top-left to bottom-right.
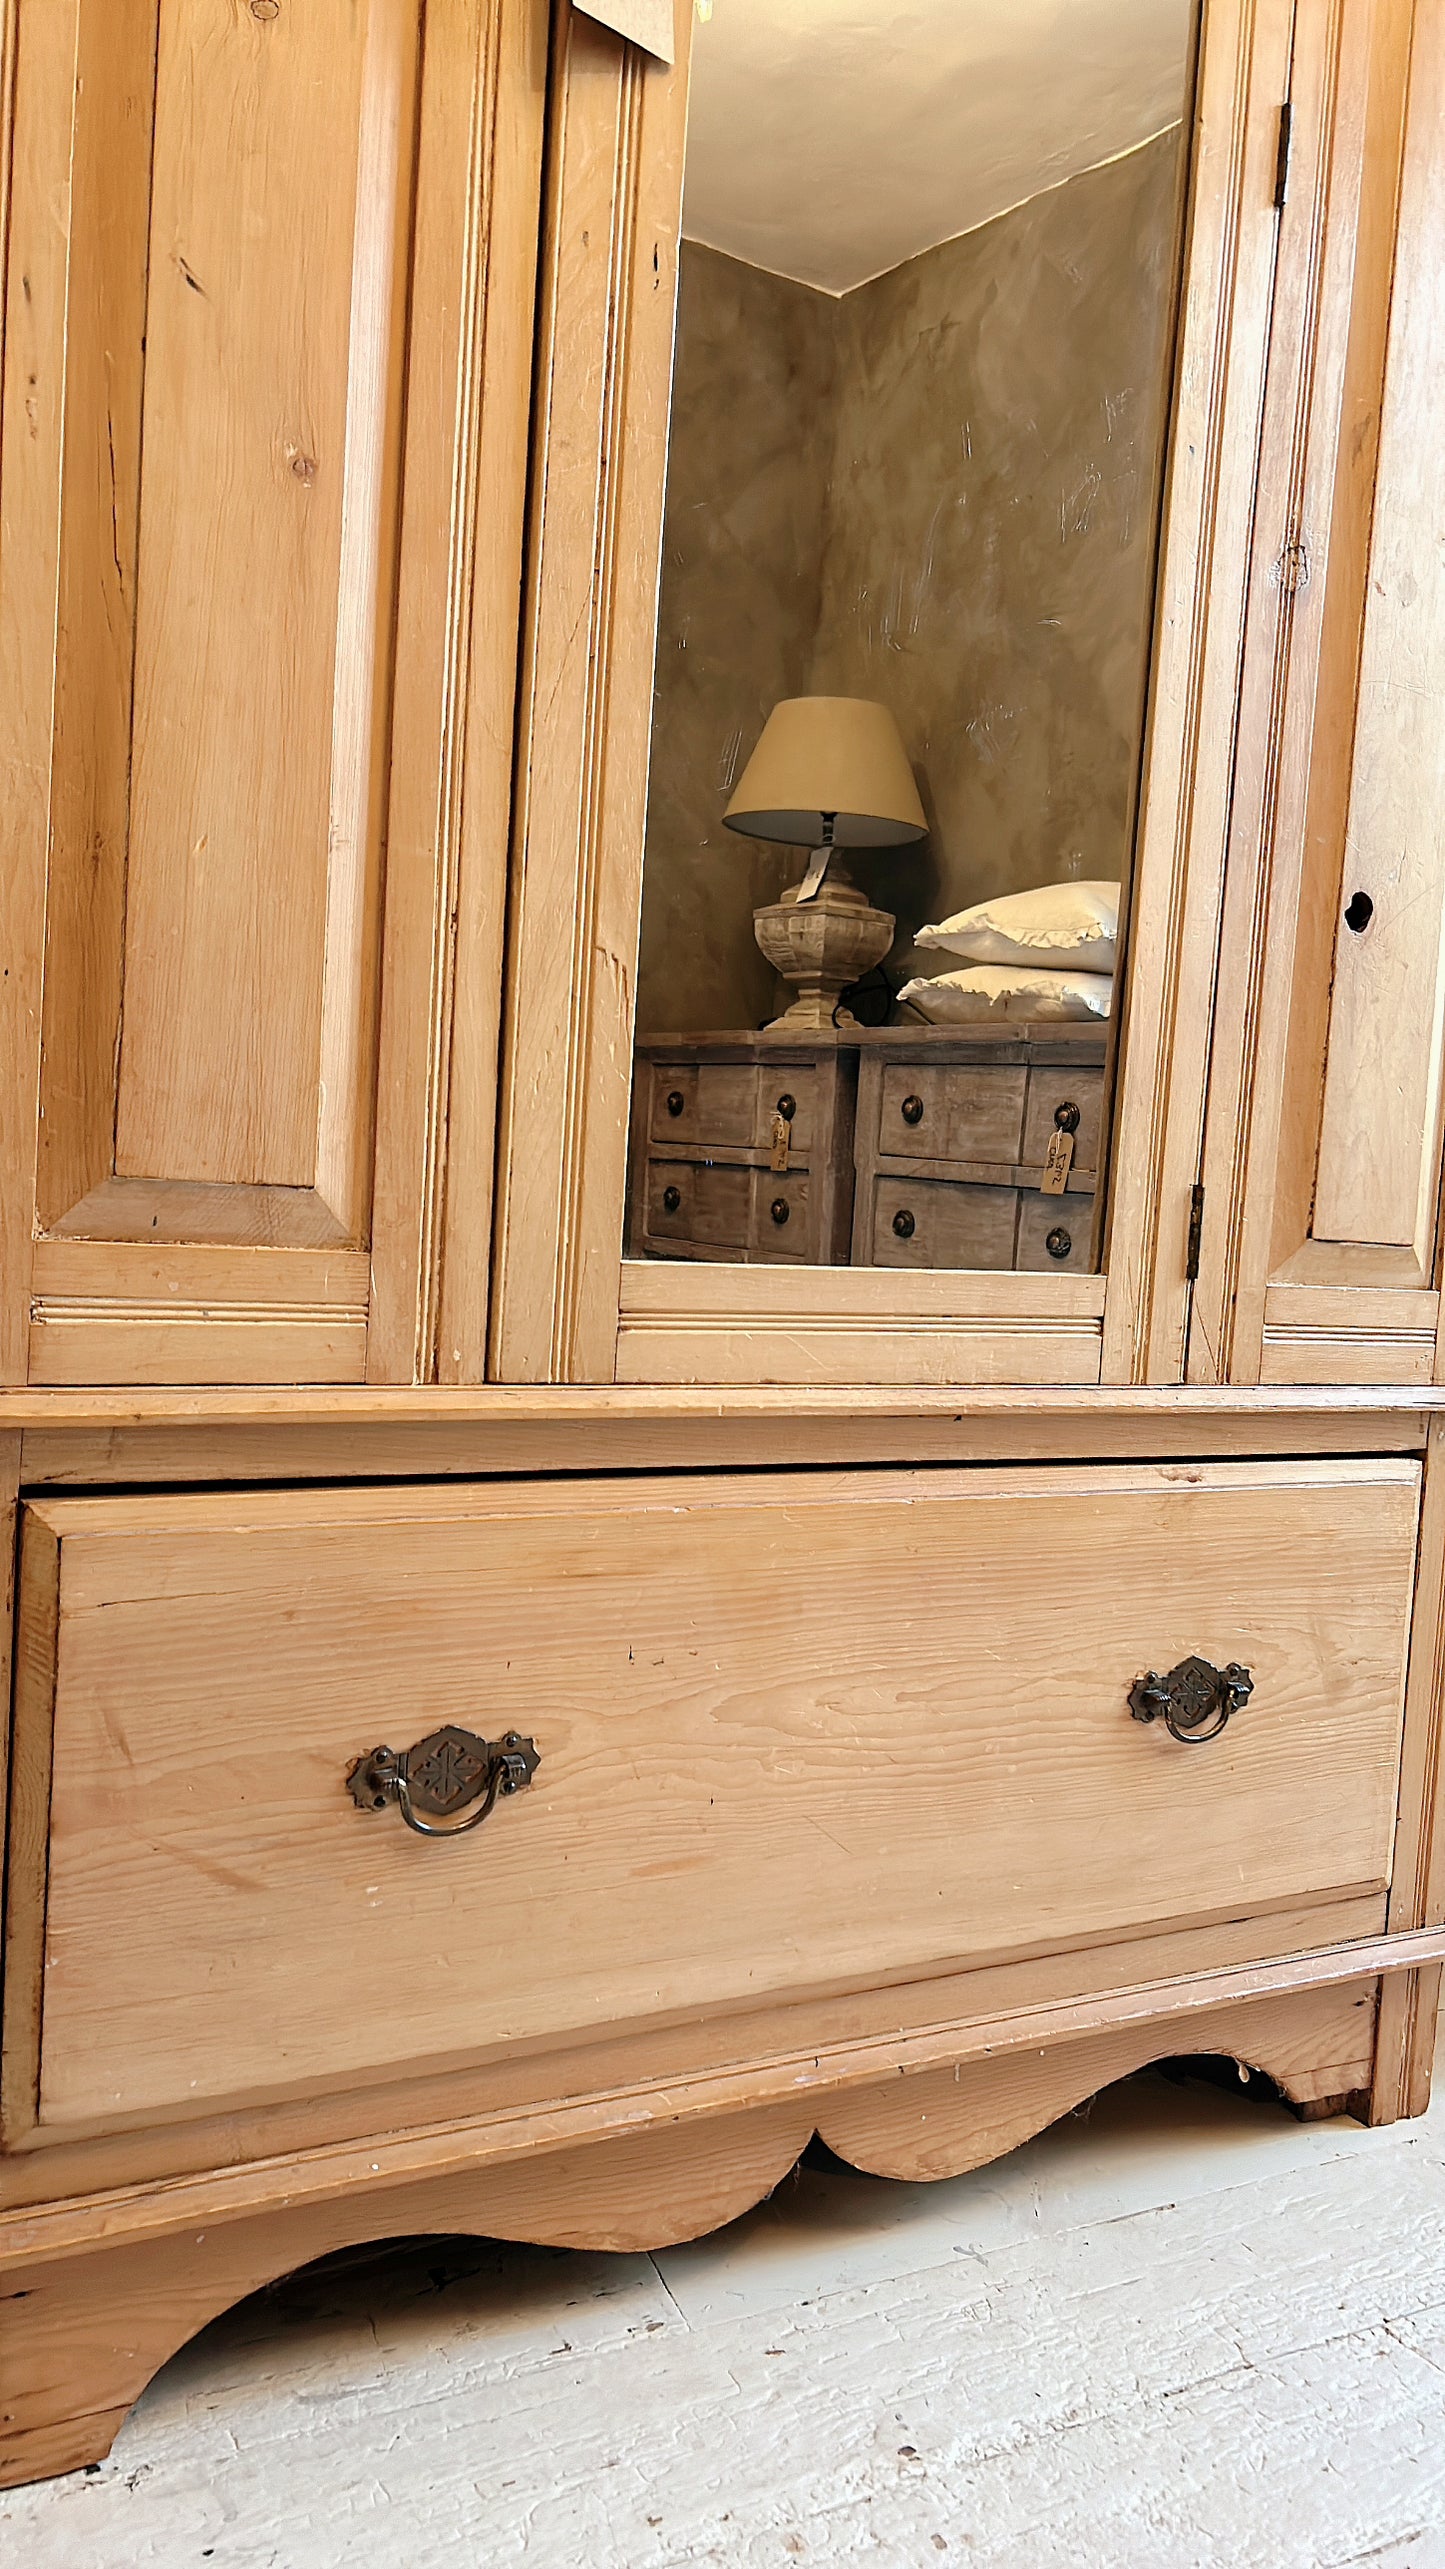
{"left": 0, "top": 1383, "right": 1439, "bottom": 1428}
{"left": 1100, "top": 0, "right": 1297, "bottom": 1383}
{"left": 617, "top": 1267, "right": 1107, "bottom": 1323}
{"left": 7, "top": 1923, "right": 1445, "bottom": 2270}
{"left": 1259, "top": 1328, "right": 1439, "bottom": 1389}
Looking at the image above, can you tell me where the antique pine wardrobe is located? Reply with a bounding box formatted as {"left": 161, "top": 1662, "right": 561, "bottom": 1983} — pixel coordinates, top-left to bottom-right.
{"left": 2, "top": 0, "right": 1444, "bottom": 2489}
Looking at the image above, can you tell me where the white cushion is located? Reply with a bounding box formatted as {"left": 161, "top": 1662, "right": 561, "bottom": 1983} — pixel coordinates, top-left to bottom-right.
{"left": 898, "top": 965, "right": 1113, "bottom": 1024}
{"left": 915, "top": 879, "right": 1120, "bottom": 971}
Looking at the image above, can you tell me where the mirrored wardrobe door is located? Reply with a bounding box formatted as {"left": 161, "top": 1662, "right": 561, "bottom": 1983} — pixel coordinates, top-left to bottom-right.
{"left": 627, "top": 0, "right": 1197, "bottom": 1287}
{"left": 489, "top": 0, "right": 1298, "bottom": 1384}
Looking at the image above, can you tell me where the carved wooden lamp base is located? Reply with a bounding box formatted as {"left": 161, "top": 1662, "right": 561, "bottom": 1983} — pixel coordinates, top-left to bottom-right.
{"left": 753, "top": 868, "right": 895, "bottom": 1031}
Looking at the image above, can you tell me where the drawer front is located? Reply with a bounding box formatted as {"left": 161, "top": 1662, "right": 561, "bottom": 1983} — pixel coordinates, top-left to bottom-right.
{"left": 876, "top": 1062, "right": 1026, "bottom": 1166}
{"left": 643, "top": 1160, "right": 812, "bottom": 1260}
{"left": 1021, "top": 1066, "right": 1107, "bottom": 1176}
{"left": 8, "top": 1462, "right": 1418, "bottom": 2135}
{"left": 1017, "top": 1187, "right": 1097, "bottom": 1271}
{"left": 866, "top": 1172, "right": 1020, "bottom": 1267}
{"left": 648, "top": 1060, "right": 819, "bottom": 1153}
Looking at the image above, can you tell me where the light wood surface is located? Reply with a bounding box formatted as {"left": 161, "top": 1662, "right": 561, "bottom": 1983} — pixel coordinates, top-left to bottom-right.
{"left": 489, "top": 0, "right": 692, "bottom": 1380}
{"left": 0, "top": 1378, "right": 1438, "bottom": 1428}
{"left": 615, "top": 1260, "right": 1108, "bottom": 1384}
{"left": 819, "top": 1979, "right": 1377, "bottom": 2180}
{"left": 370, "top": 0, "right": 547, "bottom": 1383}
{"left": 1192, "top": 0, "right": 1445, "bottom": 1388}
{"left": 11, "top": 1931, "right": 1441, "bottom": 2269}
{"left": 13, "top": 1412, "right": 1429, "bottom": 1494}
{"left": 0, "top": 1974, "right": 1394, "bottom": 2490}
{"left": 6, "top": 1460, "right": 1418, "bottom": 2138}
{"left": 0, "top": 0, "right": 543, "bottom": 1387}
{"left": 1373, "top": 1414, "right": 1445, "bottom": 2120}
{"left": 1099, "top": 0, "right": 1297, "bottom": 1384}
{"left": 0, "top": 1891, "right": 1386, "bottom": 2212}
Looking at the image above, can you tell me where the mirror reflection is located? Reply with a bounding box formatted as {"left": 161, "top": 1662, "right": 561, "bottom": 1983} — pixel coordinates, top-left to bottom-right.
{"left": 628, "top": 0, "right": 1196, "bottom": 1273}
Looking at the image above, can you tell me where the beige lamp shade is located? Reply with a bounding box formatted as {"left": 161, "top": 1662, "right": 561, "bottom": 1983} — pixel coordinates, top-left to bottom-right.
{"left": 723, "top": 697, "right": 927, "bottom": 848}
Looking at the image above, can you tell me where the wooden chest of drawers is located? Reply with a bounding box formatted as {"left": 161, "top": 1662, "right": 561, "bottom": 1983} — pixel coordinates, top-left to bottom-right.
{"left": 853, "top": 1026, "right": 1108, "bottom": 1273}
{"left": 631, "top": 1025, "right": 1107, "bottom": 1270}
{"left": 629, "top": 1034, "right": 859, "bottom": 1263}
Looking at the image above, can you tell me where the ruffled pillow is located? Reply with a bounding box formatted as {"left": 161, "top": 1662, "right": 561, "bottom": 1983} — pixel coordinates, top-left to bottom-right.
{"left": 915, "top": 879, "right": 1120, "bottom": 971}
{"left": 898, "top": 965, "right": 1113, "bottom": 1024}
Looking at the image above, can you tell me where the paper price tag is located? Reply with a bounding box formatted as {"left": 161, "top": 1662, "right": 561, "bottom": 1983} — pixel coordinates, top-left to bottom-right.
{"left": 1042, "top": 1127, "right": 1075, "bottom": 1195}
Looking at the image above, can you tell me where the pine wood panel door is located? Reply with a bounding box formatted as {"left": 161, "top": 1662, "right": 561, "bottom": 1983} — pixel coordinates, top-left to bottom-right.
{"left": 0, "top": 0, "right": 545, "bottom": 1385}
{"left": 1191, "top": 0, "right": 1445, "bottom": 1388}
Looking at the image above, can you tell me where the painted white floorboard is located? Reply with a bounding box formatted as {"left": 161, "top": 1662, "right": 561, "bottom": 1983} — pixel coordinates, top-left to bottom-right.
{"left": 6, "top": 2063, "right": 1445, "bottom": 2566}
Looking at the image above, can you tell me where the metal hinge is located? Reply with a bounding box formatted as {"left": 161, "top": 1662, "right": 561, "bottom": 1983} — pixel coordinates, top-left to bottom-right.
{"left": 1274, "top": 101, "right": 1293, "bottom": 208}
{"left": 1186, "top": 1183, "right": 1206, "bottom": 1282}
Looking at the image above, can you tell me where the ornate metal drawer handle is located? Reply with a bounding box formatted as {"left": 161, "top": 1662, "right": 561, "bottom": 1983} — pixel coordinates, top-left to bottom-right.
{"left": 1129, "top": 1656, "right": 1253, "bottom": 1745}
{"left": 346, "top": 1725, "right": 540, "bottom": 1838}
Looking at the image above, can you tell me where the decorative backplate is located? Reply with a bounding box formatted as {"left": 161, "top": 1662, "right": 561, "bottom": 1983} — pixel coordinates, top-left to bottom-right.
{"left": 405, "top": 1725, "right": 494, "bottom": 1817}
{"left": 1128, "top": 1656, "right": 1254, "bottom": 1745}
{"left": 346, "top": 1727, "right": 541, "bottom": 1838}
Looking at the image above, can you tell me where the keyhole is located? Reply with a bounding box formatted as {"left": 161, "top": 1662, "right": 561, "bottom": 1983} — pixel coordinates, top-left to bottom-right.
{"left": 1344, "top": 890, "right": 1374, "bottom": 933}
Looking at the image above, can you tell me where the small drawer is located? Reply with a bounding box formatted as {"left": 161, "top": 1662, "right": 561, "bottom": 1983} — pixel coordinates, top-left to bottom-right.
{"left": 649, "top": 1061, "right": 818, "bottom": 1154}
{"left": 866, "top": 1173, "right": 1019, "bottom": 1268}
{"left": 1021, "top": 1067, "right": 1107, "bottom": 1176}
{"left": 7, "top": 1461, "right": 1418, "bottom": 2138}
{"left": 643, "top": 1159, "right": 811, "bottom": 1261}
{"left": 1017, "top": 1187, "right": 1097, "bottom": 1272}
{"left": 876, "top": 1062, "right": 1025, "bottom": 1166}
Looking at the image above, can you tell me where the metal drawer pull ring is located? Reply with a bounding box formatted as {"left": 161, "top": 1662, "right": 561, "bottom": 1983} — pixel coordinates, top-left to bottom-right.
{"left": 1128, "top": 1656, "right": 1253, "bottom": 1745}
{"left": 347, "top": 1726, "right": 541, "bottom": 1837}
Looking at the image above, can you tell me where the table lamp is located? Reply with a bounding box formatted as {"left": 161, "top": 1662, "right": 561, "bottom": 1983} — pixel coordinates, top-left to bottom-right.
{"left": 724, "top": 696, "right": 926, "bottom": 1029}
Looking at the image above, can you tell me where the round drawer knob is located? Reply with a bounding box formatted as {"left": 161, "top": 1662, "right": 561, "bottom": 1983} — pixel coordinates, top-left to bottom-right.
{"left": 1045, "top": 1225, "right": 1073, "bottom": 1261}
{"left": 771, "top": 1197, "right": 791, "bottom": 1226}
{"left": 662, "top": 1185, "right": 681, "bottom": 1214}
{"left": 776, "top": 1092, "right": 796, "bottom": 1121}
{"left": 666, "top": 1089, "right": 685, "bottom": 1117}
{"left": 892, "top": 1208, "right": 916, "bottom": 1239}
{"left": 1053, "top": 1100, "right": 1081, "bottom": 1134}
{"left": 901, "top": 1094, "right": 924, "bottom": 1126}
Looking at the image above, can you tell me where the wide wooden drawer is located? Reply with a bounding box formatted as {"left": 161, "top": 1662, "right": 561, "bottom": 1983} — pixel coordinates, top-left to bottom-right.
{"left": 4, "top": 1461, "right": 1418, "bottom": 2139}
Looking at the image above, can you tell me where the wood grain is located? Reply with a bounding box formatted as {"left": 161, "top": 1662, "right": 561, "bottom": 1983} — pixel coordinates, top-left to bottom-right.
{"left": 8, "top": 1459, "right": 1418, "bottom": 2136}
{"left": 369, "top": 0, "right": 547, "bottom": 1382}
{"left": 489, "top": 0, "right": 693, "bottom": 1379}
{"left": 0, "top": 1379, "right": 1437, "bottom": 1431}
{"left": 1102, "top": 0, "right": 1298, "bottom": 1385}
{"left": 819, "top": 1979, "right": 1378, "bottom": 2179}
{"left": 1373, "top": 1413, "right": 1445, "bottom": 2119}
{"left": 0, "top": 1891, "right": 1386, "bottom": 2211}
{"left": 1312, "top": 0, "right": 1445, "bottom": 1261}
{"left": 1191, "top": 0, "right": 1441, "bottom": 1384}
{"left": 0, "top": 1972, "right": 1384, "bottom": 2491}
{"left": 0, "top": 0, "right": 543, "bottom": 1387}
{"left": 14, "top": 1411, "right": 1429, "bottom": 1493}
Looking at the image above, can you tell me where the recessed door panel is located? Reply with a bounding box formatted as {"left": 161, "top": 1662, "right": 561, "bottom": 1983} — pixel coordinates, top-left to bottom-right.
{"left": 0, "top": 0, "right": 544, "bottom": 1381}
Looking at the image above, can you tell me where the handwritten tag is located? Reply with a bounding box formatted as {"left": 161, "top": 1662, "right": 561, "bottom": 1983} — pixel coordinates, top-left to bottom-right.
{"left": 1042, "top": 1127, "right": 1075, "bottom": 1195}
{"left": 571, "top": 0, "right": 674, "bottom": 65}
{"left": 770, "top": 1111, "right": 791, "bottom": 1173}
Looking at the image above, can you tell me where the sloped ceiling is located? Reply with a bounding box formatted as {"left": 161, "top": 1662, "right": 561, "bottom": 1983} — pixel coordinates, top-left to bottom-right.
{"left": 682, "top": 0, "right": 1195, "bottom": 294}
